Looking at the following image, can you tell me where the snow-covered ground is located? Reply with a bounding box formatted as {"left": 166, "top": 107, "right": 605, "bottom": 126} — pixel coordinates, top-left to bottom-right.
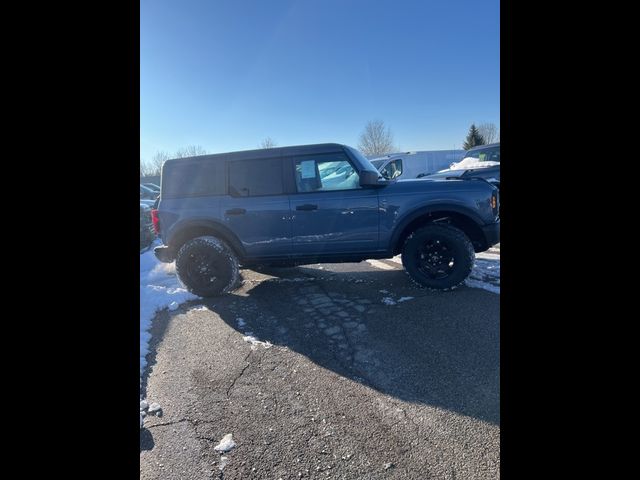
{"left": 140, "top": 239, "right": 198, "bottom": 427}
{"left": 140, "top": 240, "right": 197, "bottom": 378}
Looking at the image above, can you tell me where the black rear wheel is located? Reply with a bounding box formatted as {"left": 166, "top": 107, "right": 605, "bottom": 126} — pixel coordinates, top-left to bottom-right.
{"left": 401, "top": 224, "right": 475, "bottom": 290}
{"left": 175, "top": 236, "right": 239, "bottom": 297}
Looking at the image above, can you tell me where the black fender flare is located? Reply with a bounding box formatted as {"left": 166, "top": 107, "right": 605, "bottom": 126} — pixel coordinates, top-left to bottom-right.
{"left": 167, "top": 218, "right": 246, "bottom": 258}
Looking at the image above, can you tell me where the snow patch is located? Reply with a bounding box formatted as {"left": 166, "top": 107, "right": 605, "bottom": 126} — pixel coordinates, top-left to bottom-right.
{"left": 243, "top": 334, "right": 272, "bottom": 349}
{"left": 189, "top": 305, "right": 208, "bottom": 312}
{"left": 382, "top": 297, "right": 397, "bottom": 305}
{"left": 466, "top": 255, "right": 500, "bottom": 294}
{"left": 397, "top": 296, "right": 414, "bottom": 302}
{"left": 214, "top": 433, "right": 237, "bottom": 453}
{"left": 445, "top": 157, "right": 500, "bottom": 171}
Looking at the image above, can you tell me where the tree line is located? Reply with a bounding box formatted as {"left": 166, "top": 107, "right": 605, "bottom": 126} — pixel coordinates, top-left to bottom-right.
{"left": 140, "top": 121, "right": 499, "bottom": 176}
{"left": 140, "top": 145, "right": 208, "bottom": 177}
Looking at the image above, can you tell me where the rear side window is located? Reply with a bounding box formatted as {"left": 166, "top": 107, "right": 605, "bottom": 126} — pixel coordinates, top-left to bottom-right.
{"left": 228, "top": 158, "right": 284, "bottom": 197}
{"left": 162, "top": 161, "right": 225, "bottom": 198}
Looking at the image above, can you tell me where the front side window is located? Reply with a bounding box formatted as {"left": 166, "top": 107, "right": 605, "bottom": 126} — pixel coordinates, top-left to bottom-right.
{"left": 294, "top": 154, "right": 360, "bottom": 192}
{"left": 228, "top": 158, "right": 284, "bottom": 197}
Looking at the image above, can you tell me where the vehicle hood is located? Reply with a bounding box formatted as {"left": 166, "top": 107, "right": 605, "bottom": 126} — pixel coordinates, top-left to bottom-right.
{"left": 384, "top": 176, "right": 495, "bottom": 194}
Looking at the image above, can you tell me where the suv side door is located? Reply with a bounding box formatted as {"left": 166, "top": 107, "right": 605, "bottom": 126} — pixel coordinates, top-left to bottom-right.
{"left": 222, "top": 156, "right": 292, "bottom": 259}
{"left": 287, "top": 152, "right": 379, "bottom": 256}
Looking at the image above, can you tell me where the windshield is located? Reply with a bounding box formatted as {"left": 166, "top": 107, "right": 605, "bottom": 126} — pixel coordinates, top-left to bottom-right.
{"left": 465, "top": 145, "right": 500, "bottom": 163}
{"left": 370, "top": 159, "right": 386, "bottom": 169}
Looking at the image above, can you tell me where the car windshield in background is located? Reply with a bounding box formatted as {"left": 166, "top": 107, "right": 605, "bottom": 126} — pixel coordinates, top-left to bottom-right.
{"left": 370, "top": 159, "right": 386, "bottom": 169}
{"left": 466, "top": 145, "right": 500, "bottom": 163}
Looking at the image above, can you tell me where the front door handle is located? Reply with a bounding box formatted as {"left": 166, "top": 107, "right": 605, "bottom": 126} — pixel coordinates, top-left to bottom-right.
{"left": 225, "top": 208, "right": 246, "bottom": 215}
{"left": 296, "top": 204, "right": 318, "bottom": 211}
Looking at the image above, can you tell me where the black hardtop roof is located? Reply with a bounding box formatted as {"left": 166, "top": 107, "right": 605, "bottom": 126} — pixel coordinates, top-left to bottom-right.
{"left": 164, "top": 143, "right": 349, "bottom": 166}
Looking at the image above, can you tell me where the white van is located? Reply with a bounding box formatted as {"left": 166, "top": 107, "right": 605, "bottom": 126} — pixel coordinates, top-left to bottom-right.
{"left": 370, "top": 150, "right": 465, "bottom": 180}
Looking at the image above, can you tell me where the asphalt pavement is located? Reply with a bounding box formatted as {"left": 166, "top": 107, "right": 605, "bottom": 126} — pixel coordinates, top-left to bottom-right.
{"left": 140, "top": 253, "right": 500, "bottom": 479}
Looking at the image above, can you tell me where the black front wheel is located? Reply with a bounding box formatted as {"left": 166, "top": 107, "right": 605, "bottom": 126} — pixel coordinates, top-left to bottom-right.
{"left": 401, "top": 224, "right": 475, "bottom": 290}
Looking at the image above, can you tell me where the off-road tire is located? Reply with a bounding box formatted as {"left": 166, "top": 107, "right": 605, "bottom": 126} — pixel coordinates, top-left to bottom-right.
{"left": 175, "top": 236, "right": 240, "bottom": 297}
{"left": 401, "top": 224, "right": 475, "bottom": 290}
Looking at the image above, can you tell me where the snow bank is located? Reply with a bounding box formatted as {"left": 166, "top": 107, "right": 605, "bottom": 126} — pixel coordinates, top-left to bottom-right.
{"left": 140, "top": 240, "right": 198, "bottom": 427}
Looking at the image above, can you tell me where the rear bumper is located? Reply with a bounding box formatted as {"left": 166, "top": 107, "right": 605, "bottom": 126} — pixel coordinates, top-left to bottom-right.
{"left": 154, "top": 245, "right": 175, "bottom": 263}
{"left": 482, "top": 221, "right": 500, "bottom": 248}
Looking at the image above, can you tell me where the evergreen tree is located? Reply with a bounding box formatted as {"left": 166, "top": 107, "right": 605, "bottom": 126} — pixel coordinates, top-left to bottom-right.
{"left": 463, "top": 124, "right": 486, "bottom": 150}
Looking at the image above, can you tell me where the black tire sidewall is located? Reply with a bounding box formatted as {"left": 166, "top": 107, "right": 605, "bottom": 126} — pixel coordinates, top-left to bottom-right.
{"left": 402, "top": 224, "right": 474, "bottom": 290}
{"left": 175, "top": 236, "right": 238, "bottom": 297}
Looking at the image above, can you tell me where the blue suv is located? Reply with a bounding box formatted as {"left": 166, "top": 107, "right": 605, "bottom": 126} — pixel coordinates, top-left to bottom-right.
{"left": 153, "top": 143, "right": 499, "bottom": 296}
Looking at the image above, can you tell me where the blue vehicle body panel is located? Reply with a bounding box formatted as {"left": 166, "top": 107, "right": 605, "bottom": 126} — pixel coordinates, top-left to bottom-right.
{"left": 289, "top": 188, "right": 380, "bottom": 255}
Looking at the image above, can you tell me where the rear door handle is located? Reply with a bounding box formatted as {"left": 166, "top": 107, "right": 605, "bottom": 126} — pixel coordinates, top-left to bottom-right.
{"left": 296, "top": 204, "right": 318, "bottom": 211}
{"left": 225, "top": 208, "right": 246, "bottom": 215}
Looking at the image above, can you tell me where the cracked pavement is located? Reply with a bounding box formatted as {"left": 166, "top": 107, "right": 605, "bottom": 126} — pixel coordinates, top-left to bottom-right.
{"left": 140, "top": 257, "right": 500, "bottom": 479}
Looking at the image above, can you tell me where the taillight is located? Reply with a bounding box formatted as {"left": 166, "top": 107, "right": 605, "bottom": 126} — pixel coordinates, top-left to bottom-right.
{"left": 151, "top": 209, "right": 160, "bottom": 234}
{"left": 491, "top": 192, "right": 499, "bottom": 217}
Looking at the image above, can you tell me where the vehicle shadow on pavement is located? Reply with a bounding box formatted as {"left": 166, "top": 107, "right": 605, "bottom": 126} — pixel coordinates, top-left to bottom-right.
{"left": 216, "top": 266, "right": 500, "bottom": 425}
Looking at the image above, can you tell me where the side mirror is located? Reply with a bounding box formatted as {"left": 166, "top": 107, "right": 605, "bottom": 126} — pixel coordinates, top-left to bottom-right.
{"left": 359, "top": 170, "right": 381, "bottom": 187}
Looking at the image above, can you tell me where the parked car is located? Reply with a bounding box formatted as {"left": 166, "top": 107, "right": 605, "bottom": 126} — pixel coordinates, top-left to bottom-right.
{"left": 419, "top": 143, "right": 500, "bottom": 189}
{"left": 140, "top": 184, "right": 159, "bottom": 200}
{"left": 457, "top": 142, "right": 500, "bottom": 166}
{"left": 152, "top": 143, "right": 499, "bottom": 296}
{"left": 370, "top": 150, "right": 465, "bottom": 180}
{"left": 142, "top": 183, "right": 161, "bottom": 193}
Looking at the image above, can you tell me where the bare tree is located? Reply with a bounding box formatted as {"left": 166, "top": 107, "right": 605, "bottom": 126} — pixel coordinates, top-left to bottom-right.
{"left": 140, "top": 161, "right": 150, "bottom": 177}
{"left": 174, "top": 145, "right": 208, "bottom": 158}
{"left": 142, "top": 151, "right": 170, "bottom": 177}
{"left": 358, "top": 120, "right": 397, "bottom": 157}
{"left": 477, "top": 123, "right": 499, "bottom": 144}
{"left": 260, "top": 137, "right": 277, "bottom": 149}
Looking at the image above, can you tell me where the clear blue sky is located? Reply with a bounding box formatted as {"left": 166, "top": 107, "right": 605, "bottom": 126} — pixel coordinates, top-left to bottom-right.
{"left": 140, "top": 0, "right": 499, "bottom": 161}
